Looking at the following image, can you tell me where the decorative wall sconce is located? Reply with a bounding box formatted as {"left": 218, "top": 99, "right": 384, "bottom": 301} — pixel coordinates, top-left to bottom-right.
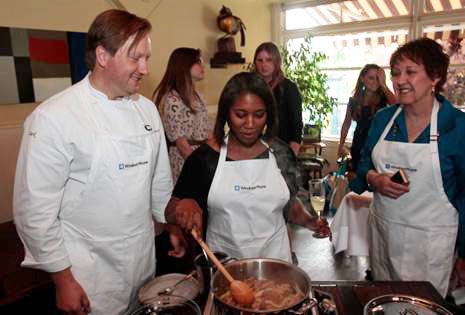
{"left": 210, "top": 6, "right": 246, "bottom": 68}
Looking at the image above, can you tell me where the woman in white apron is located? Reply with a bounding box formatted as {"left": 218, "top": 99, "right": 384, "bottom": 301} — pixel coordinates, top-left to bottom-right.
{"left": 165, "top": 72, "right": 326, "bottom": 262}
{"left": 350, "top": 38, "right": 465, "bottom": 297}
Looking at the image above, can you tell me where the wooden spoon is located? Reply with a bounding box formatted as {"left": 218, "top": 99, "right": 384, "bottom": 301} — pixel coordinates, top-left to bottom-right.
{"left": 191, "top": 230, "right": 254, "bottom": 306}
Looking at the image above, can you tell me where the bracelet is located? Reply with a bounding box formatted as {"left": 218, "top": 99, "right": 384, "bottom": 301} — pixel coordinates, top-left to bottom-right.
{"left": 366, "top": 172, "right": 376, "bottom": 191}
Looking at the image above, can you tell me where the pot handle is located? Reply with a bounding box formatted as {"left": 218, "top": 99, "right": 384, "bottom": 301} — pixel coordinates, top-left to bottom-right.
{"left": 288, "top": 297, "right": 319, "bottom": 315}
{"left": 221, "top": 257, "right": 237, "bottom": 265}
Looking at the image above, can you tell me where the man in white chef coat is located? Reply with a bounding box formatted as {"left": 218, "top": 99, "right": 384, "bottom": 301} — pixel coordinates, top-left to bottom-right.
{"left": 13, "top": 9, "right": 173, "bottom": 315}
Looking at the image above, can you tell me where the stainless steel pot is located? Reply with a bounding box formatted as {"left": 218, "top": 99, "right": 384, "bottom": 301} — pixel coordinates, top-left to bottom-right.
{"left": 364, "top": 294, "right": 453, "bottom": 315}
{"left": 211, "top": 258, "right": 318, "bottom": 314}
{"left": 194, "top": 251, "right": 231, "bottom": 294}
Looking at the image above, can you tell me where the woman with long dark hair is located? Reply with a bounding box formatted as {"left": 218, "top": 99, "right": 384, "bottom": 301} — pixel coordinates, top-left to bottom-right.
{"left": 338, "top": 64, "right": 396, "bottom": 171}
{"left": 153, "top": 47, "right": 208, "bottom": 183}
{"left": 152, "top": 47, "right": 208, "bottom": 275}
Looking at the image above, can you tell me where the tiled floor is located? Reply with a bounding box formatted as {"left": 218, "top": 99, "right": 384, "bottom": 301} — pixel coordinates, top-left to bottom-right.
{"left": 291, "top": 224, "right": 370, "bottom": 282}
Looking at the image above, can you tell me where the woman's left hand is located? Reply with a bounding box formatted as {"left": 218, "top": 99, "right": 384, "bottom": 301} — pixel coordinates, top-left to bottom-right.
{"left": 306, "top": 215, "right": 329, "bottom": 230}
{"left": 166, "top": 225, "right": 187, "bottom": 258}
{"left": 289, "top": 141, "right": 301, "bottom": 156}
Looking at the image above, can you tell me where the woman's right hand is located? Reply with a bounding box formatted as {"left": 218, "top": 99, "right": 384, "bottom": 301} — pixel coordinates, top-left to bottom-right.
{"left": 377, "top": 68, "right": 388, "bottom": 87}
{"left": 175, "top": 198, "right": 203, "bottom": 237}
{"left": 337, "top": 143, "right": 347, "bottom": 157}
{"left": 368, "top": 171, "right": 409, "bottom": 199}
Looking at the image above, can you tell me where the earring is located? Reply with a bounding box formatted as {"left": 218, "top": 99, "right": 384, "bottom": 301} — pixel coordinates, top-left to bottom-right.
{"left": 431, "top": 84, "right": 436, "bottom": 95}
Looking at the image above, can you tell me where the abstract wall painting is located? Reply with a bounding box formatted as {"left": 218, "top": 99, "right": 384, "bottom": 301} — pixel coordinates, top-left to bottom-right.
{"left": 0, "top": 27, "right": 87, "bottom": 105}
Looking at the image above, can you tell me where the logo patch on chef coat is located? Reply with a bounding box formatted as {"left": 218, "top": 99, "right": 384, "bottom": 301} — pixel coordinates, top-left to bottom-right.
{"left": 118, "top": 161, "right": 148, "bottom": 170}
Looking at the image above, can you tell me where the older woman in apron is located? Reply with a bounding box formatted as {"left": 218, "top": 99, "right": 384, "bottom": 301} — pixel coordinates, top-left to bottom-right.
{"left": 350, "top": 38, "right": 465, "bottom": 297}
{"left": 165, "top": 72, "right": 326, "bottom": 262}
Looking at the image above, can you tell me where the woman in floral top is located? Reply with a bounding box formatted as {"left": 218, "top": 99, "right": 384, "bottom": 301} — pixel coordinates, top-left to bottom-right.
{"left": 153, "top": 48, "right": 209, "bottom": 183}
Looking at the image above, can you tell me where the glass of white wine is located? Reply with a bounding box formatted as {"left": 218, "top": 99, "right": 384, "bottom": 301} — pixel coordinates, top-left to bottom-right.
{"left": 309, "top": 179, "right": 328, "bottom": 238}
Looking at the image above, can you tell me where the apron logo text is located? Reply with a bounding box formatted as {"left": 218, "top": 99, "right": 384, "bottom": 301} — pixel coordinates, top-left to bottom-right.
{"left": 385, "top": 163, "right": 417, "bottom": 173}
{"left": 118, "top": 161, "right": 148, "bottom": 170}
{"left": 234, "top": 184, "right": 266, "bottom": 191}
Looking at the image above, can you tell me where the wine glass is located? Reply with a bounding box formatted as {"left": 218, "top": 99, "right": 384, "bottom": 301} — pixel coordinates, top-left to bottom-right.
{"left": 309, "top": 179, "right": 328, "bottom": 238}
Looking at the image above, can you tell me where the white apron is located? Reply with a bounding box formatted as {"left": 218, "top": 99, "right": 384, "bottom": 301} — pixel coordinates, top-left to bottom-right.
{"left": 206, "top": 137, "right": 292, "bottom": 262}
{"left": 60, "top": 86, "right": 158, "bottom": 314}
{"left": 369, "top": 100, "right": 458, "bottom": 297}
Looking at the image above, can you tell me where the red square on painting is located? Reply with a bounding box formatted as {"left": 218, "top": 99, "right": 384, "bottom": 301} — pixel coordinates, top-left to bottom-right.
{"left": 29, "top": 37, "right": 69, "bottom": 64}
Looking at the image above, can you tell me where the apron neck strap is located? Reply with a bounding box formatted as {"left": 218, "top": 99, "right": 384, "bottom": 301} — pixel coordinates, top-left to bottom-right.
{"left": 220, "top": 135, "right": 269, "bottom": 161}
{"left": 380, "top": 99, "right": 440, "bottom": 143}
{"left": 380, "top": 106, "right": 403, "bottom": 141}
{"left": 430, "top": 98, "right": 440, "bottom": 142}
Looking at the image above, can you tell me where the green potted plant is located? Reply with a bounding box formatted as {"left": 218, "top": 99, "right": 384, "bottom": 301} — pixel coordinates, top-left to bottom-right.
{"left": 281, "top": 36, "right": 338, "bottom": 130}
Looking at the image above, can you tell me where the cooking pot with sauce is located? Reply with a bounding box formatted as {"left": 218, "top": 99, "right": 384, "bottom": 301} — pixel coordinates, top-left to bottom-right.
{"left": 211, "top": 258, "right": 318, "bottom": 314}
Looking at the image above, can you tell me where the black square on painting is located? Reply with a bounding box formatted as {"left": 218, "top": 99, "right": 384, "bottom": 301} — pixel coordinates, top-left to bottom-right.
{"left": 14, "top": 57, "right": 35, "bottom": 103}
{"left": 0, "top": 27, "right": 13, "bottom": 56}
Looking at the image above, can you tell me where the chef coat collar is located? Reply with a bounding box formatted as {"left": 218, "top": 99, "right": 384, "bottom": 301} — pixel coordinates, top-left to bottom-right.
{"left": 86, "top": 72, "right": 132, "bottom": 104}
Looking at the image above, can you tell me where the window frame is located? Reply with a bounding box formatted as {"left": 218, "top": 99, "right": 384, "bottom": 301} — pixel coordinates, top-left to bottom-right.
{"left": 274, "top": 0, "right": 465, "bottom": 140}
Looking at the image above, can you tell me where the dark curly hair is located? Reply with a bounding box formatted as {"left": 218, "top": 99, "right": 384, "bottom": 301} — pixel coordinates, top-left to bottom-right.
{"left": 390, "top": 37, "right": 449, "bottom": 93}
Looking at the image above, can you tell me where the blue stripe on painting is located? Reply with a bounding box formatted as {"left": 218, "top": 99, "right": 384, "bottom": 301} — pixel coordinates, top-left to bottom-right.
{"left": 67, "top": 32, "right": 88, "bottom": 84}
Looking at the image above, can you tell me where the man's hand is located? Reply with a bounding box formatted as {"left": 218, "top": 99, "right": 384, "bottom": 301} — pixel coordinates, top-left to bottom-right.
{"left": 51, "top": 268, "right": 91, "bottom": 315}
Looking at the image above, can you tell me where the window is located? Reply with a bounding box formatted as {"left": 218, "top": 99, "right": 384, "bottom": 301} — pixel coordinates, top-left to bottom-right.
{"left": 285, "top": 0, "right": 410, "bottom": 30}
{"left": 423, "top": 22, "right": 465, "bottom": 107}
{"left": 279, "top": 0, "right": 465, "bottom": 140}
{"left": 423, "top": 0, "right": 465, "bottom": 13}
{"left": 288, "top": 29, "right": 405, "bottom": 139}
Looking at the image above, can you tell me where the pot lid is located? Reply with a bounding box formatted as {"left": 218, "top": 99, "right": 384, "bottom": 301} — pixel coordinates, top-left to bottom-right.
{"left": 139, "top": 273, "right": 200, "bottom": 304}
{"left": 364, "top": 294, "right": 453, "bottom": 315}
{"left": 131, "top": 295, "right": 201, "bottom": 315}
